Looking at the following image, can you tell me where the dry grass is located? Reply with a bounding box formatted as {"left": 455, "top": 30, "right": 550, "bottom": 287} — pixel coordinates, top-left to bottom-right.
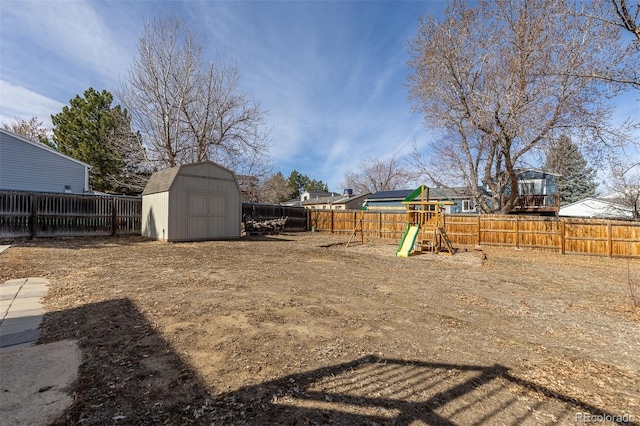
{"left": 0, "top": 233, "right": 638, "bottom": 425}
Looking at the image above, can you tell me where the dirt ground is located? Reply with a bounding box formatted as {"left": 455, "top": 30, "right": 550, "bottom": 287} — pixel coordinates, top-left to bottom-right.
{"left": 0, "top": 232, "right": 638, "bottom": 425}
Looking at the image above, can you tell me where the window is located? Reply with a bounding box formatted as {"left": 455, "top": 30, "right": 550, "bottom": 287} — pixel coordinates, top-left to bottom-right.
{"left": 462, "top": 200, "right": 475, "bottom": 212}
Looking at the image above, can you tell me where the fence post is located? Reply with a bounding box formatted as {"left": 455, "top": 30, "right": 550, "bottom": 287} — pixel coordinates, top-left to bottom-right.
{"left": 331, "top": 210, "right": 334, "bottom": 234}
{"left": 29, "top": 193, "right": 37, "bottom": 239}
{"left": 607, "top": 221, "right": 613, "bottom": 258}
{"left": 515, "top": 215, "right": 520, "bottom": 248}
{"left": 561, "top": 220, "right": 565, "bottom": 254}
{"left": 379, "top": 212, "right": 382, "bottom": 239}
{"left": 477, "top": 215, "right": 481, "bottom": 245}
{"left": 111, "top": 197, "right": 118, "bottom": 236}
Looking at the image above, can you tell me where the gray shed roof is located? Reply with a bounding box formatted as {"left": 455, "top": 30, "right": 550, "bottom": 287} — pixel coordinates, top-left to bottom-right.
{"left": 142, "top": 161, "right": 237, "bottom": 196}
{"left": 141, "top": 167, "right": 181, "bottom": 195}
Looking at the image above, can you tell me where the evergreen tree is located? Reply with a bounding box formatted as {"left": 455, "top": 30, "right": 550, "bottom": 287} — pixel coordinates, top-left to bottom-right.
{"left": 286, "top": 170, "right": 328, "bottom": 199}
{"left": 52, "top": 88, "right": 147, "bottom": 193}
{"left": 543, "top": 135, "right": 597, "bottom": 205}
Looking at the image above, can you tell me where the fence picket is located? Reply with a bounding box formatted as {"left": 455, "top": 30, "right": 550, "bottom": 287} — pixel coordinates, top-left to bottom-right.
{"left": 2, "top": 192, "right": 639, "bottom": 258}
{"left": 309, "top": 210, "right": 640, "bottom": 258}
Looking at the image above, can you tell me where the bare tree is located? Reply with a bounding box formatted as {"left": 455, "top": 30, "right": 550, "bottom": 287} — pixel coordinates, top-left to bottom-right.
{"left": 608, "top": 159, "right": 640, "bottom": 218}
{"left": 102, "top": 112, "right": 151, "bottom": 194}
{"left": 2, "top": 116, "right": 49, "bottom": 144}
{"left": 586, "top": 0, "right": 640, "bottom": 41}
{"left": 343, "top": 153, "right": 413, "bottom": 194}
{"left": 408, "top": 0, "right": 636, "bottom": 213}
{"left": 610, "top": 0, "right": 640, "bottom": 40}
{"left": 577, "top": 0, "right": 640, "bottom": 88}
{"left": 120, "top": 14, "right": 272, "bottom": 175}
{"left": 259, "top": 172, "right": 291, "bottom": 204}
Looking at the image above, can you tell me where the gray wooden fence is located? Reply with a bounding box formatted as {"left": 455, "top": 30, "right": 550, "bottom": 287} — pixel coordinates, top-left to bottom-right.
{"left": 1, "top": 192, "right": 310, "bottom": 239}
{"left": 242, "top": 203, "right": 308, "bottom": 231}
{"left": 0, "top": 191, "right": 142, "bottom": 238}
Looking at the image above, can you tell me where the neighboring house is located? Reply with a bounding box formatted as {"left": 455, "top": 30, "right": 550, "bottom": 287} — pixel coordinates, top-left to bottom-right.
{"left": 559, "top": 195, "right": 634, "bottom": 219}
{"left": 484, "top": 168, "right": 561, "bottom": 215}
{"left": 0, "top": 128, "right": 90, "bottom": 193}
{"left": 280, "top": 190, "right": 341, "bottom": 208}
{"left": 301, "top": 190, "right": 370, "bottom": 210}
{"left": 364, "top": 187, "right": 482, "bottom": 214}
{"left": 300, "top": 190, "right": 341, "bottom": 202}
{"left": 280, "top": 197, "right": 303, "bottom": 207}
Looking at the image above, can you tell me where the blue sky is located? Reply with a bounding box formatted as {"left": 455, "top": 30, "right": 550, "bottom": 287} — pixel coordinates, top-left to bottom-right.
{"left": 0, "top": 0, "right": 446, "bottom": 192}
{"left": 1, "top": 0, "right": 638, "bottom": 193}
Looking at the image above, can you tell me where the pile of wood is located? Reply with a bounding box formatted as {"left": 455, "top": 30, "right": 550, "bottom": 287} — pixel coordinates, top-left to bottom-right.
{"left": 244, "top": 216, "right": 288, "bottom": 235}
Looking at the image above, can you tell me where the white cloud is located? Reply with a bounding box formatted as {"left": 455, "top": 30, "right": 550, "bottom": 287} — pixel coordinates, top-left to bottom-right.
{"left": 1, "top": 0, "right": 133, "bottom": 81}
{"left": 0, "top": 80, "right": 64, "bottom": 129}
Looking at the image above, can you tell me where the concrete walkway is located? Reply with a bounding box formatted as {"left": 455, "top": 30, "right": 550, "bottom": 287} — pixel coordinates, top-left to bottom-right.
{"left": 0, "top": 278, "right": 48, "bottom": 352}
{"left": 0, "top": 270, "right": 82, "bottom": 424}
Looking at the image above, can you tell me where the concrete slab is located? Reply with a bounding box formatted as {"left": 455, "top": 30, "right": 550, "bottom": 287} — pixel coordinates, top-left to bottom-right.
{"left": 4, "top": 308, "right": 44, "bottom": 319}
{"left": 0, "top": 339, "right": 81, "bottom": 424}
{"left": 2, "top": 278, "right": 27, "bottom": 285}
{"left": 9, "top": 297, "right": 44, "bottom": 308}
{"left": 0, "top": 342, "right": 33, "bottom": 353}
{"left": 25, "top": 277, "right": 49, "bottom": 284}
{"left": 14, "top": 289, "right": 48, "bottom": 298}
{"left": 0, "top": 245, "right": 11, "bottom": 254}
{"left": 0, "top": 278, "right": 48, "bottom": 351}
{"left": 0, "top": 329, "right": 40, "bottom": 348}
{"left": 2, "top": 318, "right": 41, "bottom": 330}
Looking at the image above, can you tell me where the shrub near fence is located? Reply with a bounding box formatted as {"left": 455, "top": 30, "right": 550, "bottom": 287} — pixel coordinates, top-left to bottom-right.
{"left": 0, "top": 191, "right": 141, "bottom": 238}
{"left": 311, "top": 210, "right": 640, "bottom": 258}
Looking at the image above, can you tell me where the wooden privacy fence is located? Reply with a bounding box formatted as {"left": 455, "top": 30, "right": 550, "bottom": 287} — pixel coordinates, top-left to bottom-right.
{"left": 310, "top": 210, "right": 640, "bottom": 258}
{"left": 0, "top": 191, "right": 142, "bottom": 238}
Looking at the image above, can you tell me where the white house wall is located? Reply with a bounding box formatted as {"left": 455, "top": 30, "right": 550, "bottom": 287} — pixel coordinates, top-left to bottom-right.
{"left": 559, "top": 198, "right": 633, "bottom": 219}
{"left": 0, "top": 130, "right": 88, "bottom": 193}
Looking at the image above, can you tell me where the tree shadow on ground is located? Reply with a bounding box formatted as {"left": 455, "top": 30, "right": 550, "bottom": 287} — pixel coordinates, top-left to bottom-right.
{"left": 39, "top": 299, "right": 637, "bottom": 425}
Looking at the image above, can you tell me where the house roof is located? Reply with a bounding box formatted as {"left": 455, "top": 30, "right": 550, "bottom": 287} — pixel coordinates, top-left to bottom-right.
{"left": 0, "top": 128, "right": 91, "bottom": 169}
{"left": 142, "top": 161, "right": 236, "bottom": 195}
{"left": 514, "top": 168, "right": 561, "bottom": 177}
{"left": 367, "top": 187, "right": 479, "bottom": 202}
{"left": 366, "top": 190, "right": 413, "bottom": 201}
{"left": 303, "top": 191, "right": 341, "bottom": 198}
{"left": 302, "top": 193, "right": 369, "bottom": 206}
{"left": 482, "top": 168, "right": 561, "bottom": 184}
{"left": 559, "top": 197, "right": 633, "bottom": 219}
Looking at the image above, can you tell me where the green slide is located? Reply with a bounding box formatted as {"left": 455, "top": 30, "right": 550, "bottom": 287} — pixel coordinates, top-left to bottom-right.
{"left": 396, "top": 223, "right": 420, "bottom": 257}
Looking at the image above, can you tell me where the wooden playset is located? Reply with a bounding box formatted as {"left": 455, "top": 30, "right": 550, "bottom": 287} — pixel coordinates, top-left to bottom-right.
{"left": 346, "top": 185, "right": 456, "bottom": 256}
{"left": 397, "top": 185, "right": 455, "bottom": 257}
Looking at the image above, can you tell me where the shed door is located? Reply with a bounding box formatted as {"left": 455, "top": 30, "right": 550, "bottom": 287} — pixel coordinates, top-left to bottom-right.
{"left": 187, "top": 192, "right": 227, "bottom": 239}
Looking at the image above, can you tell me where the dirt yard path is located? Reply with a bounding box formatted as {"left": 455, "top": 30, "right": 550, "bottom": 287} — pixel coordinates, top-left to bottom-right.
{"left": 0, "top": 233, "right": 637, "bottom": 425}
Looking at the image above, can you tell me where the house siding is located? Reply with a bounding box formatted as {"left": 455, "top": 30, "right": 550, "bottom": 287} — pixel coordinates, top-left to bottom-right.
{"left": 0, "top": 130, "right": 88, "bottom": 193}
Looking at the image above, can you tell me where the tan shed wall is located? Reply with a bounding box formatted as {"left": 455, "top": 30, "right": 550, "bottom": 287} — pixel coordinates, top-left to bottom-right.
{"left": 167, "top": 170, "right": 241, "bottom": 241}
{"left": 141, "top": 192, "right": 169, "bottom": 240}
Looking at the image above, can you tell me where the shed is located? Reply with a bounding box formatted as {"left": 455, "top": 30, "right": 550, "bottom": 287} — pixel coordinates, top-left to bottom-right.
{"left": 0, "top": 128, "right": 90, "bottom": 193}
{"left": 141, "top": 161, "right": 241, "bottom": 241}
